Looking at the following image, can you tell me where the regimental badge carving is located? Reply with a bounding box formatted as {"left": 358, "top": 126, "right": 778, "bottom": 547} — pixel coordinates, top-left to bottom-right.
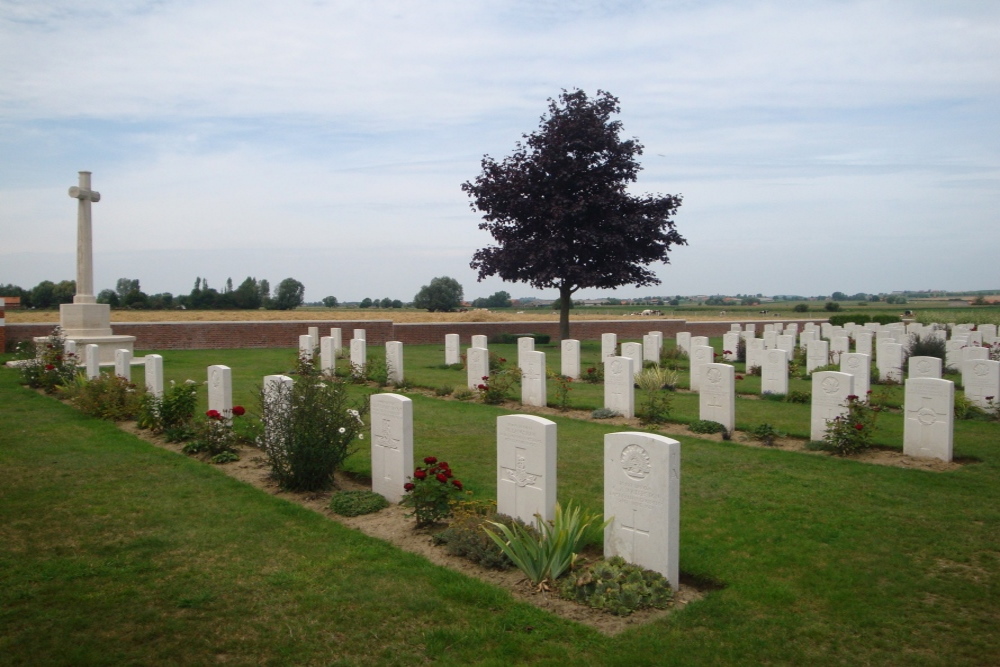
{"left": 707, "top": 367, "right": 722, "bottom": 383}
{"left": 211, "top": 369, "right": 220, "bottom": 388}
{"left": 610, "top": 359, "right": 623, "bottom": 375}
{"left": 917, "top": 360, "right": 931, "bottom": 374}
{"left": 974, "top": 362, "right": 988, "bottom": 376}
{"left": 620, "top": 444, "right": 651, "bottom": 480}
{"left": 917, "top": 407, "right": 937, "bottom": 426}
{"left": 822, "top": 377, "right": 840, "bottom": 394}
{"left": 507, "top": 456, "right": 537, "bottom": 487}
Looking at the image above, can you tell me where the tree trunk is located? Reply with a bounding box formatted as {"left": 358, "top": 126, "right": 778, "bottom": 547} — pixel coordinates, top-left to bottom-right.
{"left": 558, "top": 283, "right": 574, "bottom": 341}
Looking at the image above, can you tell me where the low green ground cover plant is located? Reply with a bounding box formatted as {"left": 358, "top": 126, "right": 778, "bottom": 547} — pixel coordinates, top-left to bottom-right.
{"left": 688, "top": 419, "right": 728, "bottom": 435}
{"left": 558, "top": 555, "right": 673, "bottom": 616}
{"left": 71, "top": 373, "right": 142, "bottom": 421}
{"left": 328, "top": 490, "right": 390, "bottom": 516}
{"left": 433, "top": 501, "right": 533, "bottom": 570}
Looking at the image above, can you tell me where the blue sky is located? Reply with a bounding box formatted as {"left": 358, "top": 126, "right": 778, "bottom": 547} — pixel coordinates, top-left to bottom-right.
{"left": 1, "top": 0, "right": 997, "bottom": 303}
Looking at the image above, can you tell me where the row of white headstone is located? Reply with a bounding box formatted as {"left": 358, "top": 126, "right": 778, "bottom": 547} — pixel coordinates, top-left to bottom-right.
{"left": 296, "top": 327, "right": 406, "bottom": 385}
{"left": 364, "top": 390, "right": 682, "bottom": 590}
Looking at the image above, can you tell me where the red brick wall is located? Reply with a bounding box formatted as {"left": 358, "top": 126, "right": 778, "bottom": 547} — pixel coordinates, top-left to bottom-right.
{"left": 5, "top": 318, "right": 822, "bottom": 352}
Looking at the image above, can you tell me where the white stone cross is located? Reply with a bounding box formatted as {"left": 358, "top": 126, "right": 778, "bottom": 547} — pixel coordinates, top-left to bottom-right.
{"left": 68, "top": 171, "right": 100, "bottom": 304}
{"left": 620, "top": 508, "right": 651, "bottom": 561}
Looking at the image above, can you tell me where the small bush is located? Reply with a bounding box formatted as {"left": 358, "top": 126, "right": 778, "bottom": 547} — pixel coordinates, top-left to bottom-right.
{"left": 581, "top": 365, "right": 604, "bottom": 384}
{"left": 871, "top": 314, "right": 902, "bottom": 325}
{"left": 73, "top": 374, "right": 142, "bottom": 421}
{"left": 636, "top": 367, "right": 674, "bottom": 425}
{"left": 559, "top": 556, "right": 673, "bottom": 617}
{"left": 786, "top": 390, "right": 811, "bottom": 404}
{"left": 401, "top": 456, "right": 466, "bottom": 526}
{"left": 747, "top": 423, "right": 783, "bottom": 446}
{"left": 828, "top": 314, "right": 869, "bottom": 327}
{"left": 453, "top": 387, "right": 475, "bottom": 401}
{"left": 688, "top": 420, "right": 728, "bottom": 435}
{"left": 18, "top": 327, "right": 80, "bottom": 394}
{"left": 137, "top": 380, "right": 199, "bottom": 437}
{"left": 953, "top": 394, "right": 985, "bottom": 421}
{"left": 591, "top": 408, "right": 621, "bottom": 419}
{"left": 823, "top": 394, "right": 880, "bottom": 456}
{"left": 475, "top": 370, "right": 517, "bottom": 405}
{"left": 905, "top": 334, "right": 946, "bottom": 367}
{"left": 329, "top": 490, "right": 389, "bottom": 517}
{"left": 761, "top": 391, "right": 786, "bottom": 402}
{"left": 793, "top": 304, "right": 809, "bottom": 313}
{"left": 434, "top": 505, "right": 535, "bottom": 570}
{"left": 493, "top": 333, "right": 550, "bottom": 345}
{"left": 434, "top": 385, "right": 453, "bottom": 397}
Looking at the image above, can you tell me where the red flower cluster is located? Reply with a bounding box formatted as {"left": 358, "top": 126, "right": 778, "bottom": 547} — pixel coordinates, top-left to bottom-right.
{"left": 407, "top": 457, "right": 462, "bottom": 491}
{"left": 206, "top": 409, "right": 222, "bottom": 420}
{"left": 403, "top": 482, "right": 415, "bottom": 491}
{"left": 854, "top": 423, "right": 864, "bottom": 431}
{"left": 735, "top": 374, "right": 744, "bottom": 380}
{"left": 231, "top": 405, "right": 246, "bottom": 417}
{"left": 44, "top": 364, "right": 55, "bottom": 371}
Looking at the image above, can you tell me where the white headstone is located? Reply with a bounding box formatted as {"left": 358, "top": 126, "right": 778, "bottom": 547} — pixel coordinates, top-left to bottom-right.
{"left": 370, "top": 393, "right": 413, "bottom": 503}
{"left": 904, "top": 378, "right": 954, "bottom": 462}
{"left": 330, "top": 328, "right": 343, "bottom": 356}
{"left": 909, "top": 356, "right": 942, "bottom": 380}
{"left": 763, "top": 330, "right": 777, "bottom": 350}
{"left": 689, "top": 344, "right": 713, "bottom": 391}
{"left": 855, "top": 332, "right": 873, "bottom": 358}
{"left": 320, "top": 336, "right": 336, "bottom": 375}
{"left": 811, "top": 371, "right": 855, "bottom": 441}
{"left": 385, "top": 341, "right": 404, "bottom": 385}
{"left": 207, "top": 364, "right": 232, "bottom": 417}
{"left": 830, "top": 336, "right": 850, "bottom": 364}
{"left": 746, "top": 338, "right": 765, "bottom": 374}
{"left": 145, "top": 354, "right": 164, "bottom": 398}
{"left": 114, "top": 349, "right": 132, "bottom": 381}
{"left": 840, "top": 352, "right": 871, "bottom": 398}
{"left": 521, "top": 350, "right": 546, "bottom": 407}
{"left": 621, "top": 342, "right": 643, "bottom": 379}
{"left": 445, "top": 334, "right": 460, "bottom": 366}
{"left": 807, "top": 339, "right": 830, "bottom": 373}
{"left": 762, "top": 349, "right": 789, "bottom": 396}
{"left": 878, "top": 342, "right": 904, "bottom": 383}
{"left": 64, "top": 339, "right": 77, "bottom": 363}
{"left": 676, "top": 332, "right": 691, "bottom": 355}
{"left": 722, "top": 332, "right": 741, "bottom": 362}
{"left": 85, "top": 343, "right": 100, "bottom": 379}
{"left": 643, "top": 334, "right": 660, "bottom": 364}
{"left": 699, "top": 363, "right": 735, "bottom": 432}
{"left": 471, "top": 334, "right": 488, "bottom": 350}
{"left": 307, "top": 326, "right": 319, "bottom": 350}
{"left": 602, "top": 333, "right": 617, "bottom": 359}
{"left": 467, "top": 347, "right": 490, "bottom": 390}
{"left": 262, "top": 374, "right": 294, "bottom": 451}
{"left": 775, "top": 334, "right": 795, "bottom": 361}
{"left": 604, "top": 432, "right": 681, "bottom": 589}
{"left": 298, "top": 334, "right": 314, "bottom": 361}
{"left": 690, "top": 336, "right": 709, "bottom": 349}
{"left": 962, "top": 359, "right": 1000, "bottom": 408}
{"left": 353, "top": 328, "right": 366, "bottom": 342}
{"left": 561, "top": 339, "right": 581, "bottom": 379}
{"left": 604, "top": 356, "right": 635, "bottom": 418}
{"left": 517, "top": 337, "right": 535, "bottom": 371}
{"left": 350, "top": 338, "right": 367, "bottom": 374}
{"left": 497, "top": 414, "right": 557, "bottom": 524}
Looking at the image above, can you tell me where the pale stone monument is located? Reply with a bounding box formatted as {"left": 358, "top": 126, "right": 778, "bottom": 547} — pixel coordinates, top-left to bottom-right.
{"left": 330, "top": 328, "right": 343, "bottom": 356}
{"left": 445, "top": 333, "right": 460, "bottom": 366}
{"left": 830, "top": 336, "right": 850, "bottom": 364}
{"left": 370, "top": 393, "right": 413, "bottom": 503}
{"left": 298, "top": 334, "right": 314, "bottom": 361}
{"left": 386, "top": 341, "right": 404, "bottom": 385}
{"left": 963, "top": 359, "right": 1000, "bottom": 409}
{"left": 561, "top": 339, "right": 581, "bottom": 379}
{"left": 643, "top": 334, "right": 660, "bottom": 364}
{"left": 208, "top": 364, "right": 233, "bottom": 418}
{"left": 908, "top": 356, "right": 942, "bottom": 380}
{"left": 621, "top": 342, "right": 643, "bottom": 379}
{"left": 85, "top": 343, "right": 100, "bottom": 379}
{"left": 811, "top": 371, "right": 855, "bottom": 441}
{"left": 723, "top": 332, "right": 740, "bottom": 361}
{"left": 855, "top": 332, "right": 873, "bottom": 358}
{"left": 497, "top": 414, "right": 557, "bottom": 524}
{"left": 350, "top": 338, "right": 367, "bottom": 374}
{"left": 471, "top": 334, "right": 488, "bottom": 350}
{"left": 353, "top": 328, "right": 366, "bottom": 341}
{"left": 604, "top": 356, "right": 635, "bottom": 418}
{"left": 307, "top": 326, "right": 319, "bottom": 350}
{"left": 54, "top": 171, "right": 136, "bottom": 363}
{"left": 601, "top": 333, "right": 617, "bottom": 359}
{"left": 903, "top": 378, "right": 954, "bottom": 462}
{"left": 689, "top": 344, "right": 713, "bottom": 391}
{"left": 878, "top": 342, "right": 904, "bottom": 383}
{"left": 776, "top": 334, "right": 796, "bottom": 361}
{"left": 699, "top": 363, "right": 735, "bottom": 432}
{"left": 320, "top": 336, "right": 336, "bottom": 375}
{"left": 114, "top": 348, "right": 132, "bottom": 381}
{"left": 746, "top": 338, "right": 765, "bottom": 374}
{"left": 604, "top": 431, "right": 681, "bottom": 590}
{"left": 467, "top": 347, "right": 490, "bottom": 389}
{"left": 521, "top": 350, "right": 547, "bottom": 407}
{"left": 762, "top": 349, "right": 789, "bottom": 396}
{"left": 806, "top": 339, "right": 830, "bottom": 373}
{"left": 262, "top": 374, "right": 294, "bottom": 449}
{"left": 517, "top": 337, "right": 535, "bottom": 372}
{"left": 145, "top": 354, "right": 164, "bottom": 398}
{"left": 676, "top": 332, "right": 691, "bottom": 355}
{"left": 840, "top": 352, "right": 871, "bottom": 398}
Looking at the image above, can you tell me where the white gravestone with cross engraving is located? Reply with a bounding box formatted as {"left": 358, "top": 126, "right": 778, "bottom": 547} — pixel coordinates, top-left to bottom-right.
{"left": 115, "top": 349, "right": 132, "bottom": 381}
{"left": 386, "top": 341, "right": 404, "bottom": 385}
{"left": 807, "top": 339, "right": 830, "bottom": 373}
{"left": 604, "top": 432, "right": 681, "bottom": 590}
{"left": 370, "top": 393, "right": 413, "bottom": 503}
{"left": 855, "top": 331, "right": 873, "bottom": 358}
{"left": 517, "top": 337, "right": 535, "bottom": 372}
{"left": 689, "top": 344, "right": 713, "bottom": 391}
{"left": 521, "top": 350, "right": 546, "bottom": 407}
{"left": 811, "top": 371, "right": 855, "bottom": 441}
{"left": 962, "top": 359, "right": 1000, "bottom": 409}
{"left": 561, "top": 339, "right": 581, "bottom": 379}
{"left": 602, "top": 333, "right": 617, "bottom": 360}
{"left": 699, "top": 363, "right": 735, "bottom": 432}
{"left": 445, "top": 334, "right": 460, "bottom": 366}
{"left": 903, "top": 378, "right": 954, "bottom": 462}
{"left": 604, "top": 356, "right": 635, "bottom": 418}
{"left": 762, "top": 349, "right": 789, "bottom": 396}
{"left": 643, "top": 334, "right": 660, "bottom": 364}
{"left": 497, "top": 415, "right": 557, "bottom": 524}
{"left": 621, "top": 342, "right": 643, "bottom": 379}
{"left": 909, "top": 356, "right": 942, "bottom": 380}
{"left": 208, "top": 364, "right": 233, "bottom": 418}
{"left": 145, "top": 354, "right": 164, "bottom": 398}
{"left": 840, "top": 353, "right": 871, "bottom": 398}
{"left": 350, "top": 338, "right": 366, "bottom": 375}
{"left": 776, "top": 334, "right": 795, "bottom": 361}
{"left": 467, "top": 347, "right": 489, "bottom": 390}
{"left": 878, "top": 342, "right": 904, "bottom": 383}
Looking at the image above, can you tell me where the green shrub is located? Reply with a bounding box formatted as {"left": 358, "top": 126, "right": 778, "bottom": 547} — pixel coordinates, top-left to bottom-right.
{"left": 793, "top": 304, "right": 809, "bottom": 313}
{"left": 400, "top": 456, "right": 466, "bottom": 526}
{"left": 905, "top": 334, "right": 946, "bottom": 367}
{"left": 688, "top": 419, "right": 727, "bottom": 435}
{"left": 183, "top": 409, "right": 248, "bottom": 461}
{"left": 259, "top": 372, "right": 368, "bottom": 492}
{"left": 493, "top": 333, "right": 550, "bottom": 345}
{"left": 558, "top": 556, "right": 673, "bottom": 616}
{"left": 137, "top": 380, "right": 199, "bottom": 437}
{"left": 953, "top": 394, "right": 985, "bottom": 421}
{"left": 761, "top": 391, "right": 786, "bottom": 402}
{"left": 73, "top": 374, "right": 142, "bottom": 421}
{"left": 591, "top": 408, "right": 621, "bottom": 419}
{"left": 828, "top": 314, "right": 870, "bottom": 327}
{"left": 434, "top": 504, "right": 535, "bottom": 570}
{"left": 786, "top": 390, "right": 811, "bottom": 404}
{"left": 18, "top": 327, "right": 80, "bottom": 394}
{"left": 581, "top": 365, "right": 604, "bottom": 384}
{"left": 636, "top": 367, "right": 674, "bottom": 425}
{"left": 453, "top": 387, "right": 475, "bottom": 401}
{"left": 747, "top": 422, "right": 784, "bottom": 446}
{"left": 434, "top": 385, "right": 453, "bottom": 397}
{"left": 329, "top": 490, "right": 390, "bottom": 517}
{"left": 475, "top": 370, "right": 516, "bottom": 405}
{"left": 823, "top": 394, "right": 881, "bottom": 456}
{"left": 871, "top": 314, "right": 902, "bottom": 325}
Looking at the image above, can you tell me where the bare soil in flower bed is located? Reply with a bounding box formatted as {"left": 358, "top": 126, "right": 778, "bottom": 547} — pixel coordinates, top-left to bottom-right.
{"left": 115, "top": 422, "right": 707, "bottom": 636}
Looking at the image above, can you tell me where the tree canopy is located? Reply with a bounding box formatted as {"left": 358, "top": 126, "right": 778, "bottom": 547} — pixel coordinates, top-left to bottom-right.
{"left": 462, "top": 89, "right": 685, "bottom": 339}
{"left": 273, "top": 278, "right": 305, "bottom": 310}
{"left": 413, "top": 276, "right": 464, "bottom": 312}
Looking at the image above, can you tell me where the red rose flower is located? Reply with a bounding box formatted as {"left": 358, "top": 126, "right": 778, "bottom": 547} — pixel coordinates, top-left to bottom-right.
{"left": 436, "top": 473, "right": 448, "bottom": 483}
{"left": 206, "top": 409, "right": 222, "bottom": 420}
{"left": 437, "top": 461, "right": 448, "bottom": 469}
{"left": 499, "top": 358, "right": 506, "bottom": 363}
{"left": 423, "top": 456, "right": 437, "bottom": 465}
{"left": 482, "top": 376, "right": 490, "bottom": 381}
{"left": 847, "top": 395, "right": 858, "bottom": 401}
{"left": 477, "top": 384, "right": 487, "bottom": 390}
{"left": 854, "top": 423, "right": 864, "bottom": 431}
{"left": 403, "top": 482, "right": 415, "bottom": 491}
{"left": 451, "top": 479, "right": 463, "bottom": 490}
{"left": 414, "top": 469, "right": 427, "bottom": 480}
{"left": 44, "top": 364, "right": 55, "bottom": 371}
{"left": 231, "top": 405, "right": 246, "bottom": 416}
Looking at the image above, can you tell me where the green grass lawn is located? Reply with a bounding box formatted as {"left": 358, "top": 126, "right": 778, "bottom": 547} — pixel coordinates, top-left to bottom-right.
{"left": 2, "top": 345, "right": 999, "bottom": 665}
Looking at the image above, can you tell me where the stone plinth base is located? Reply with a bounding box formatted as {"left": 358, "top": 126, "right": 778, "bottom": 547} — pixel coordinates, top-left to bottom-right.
{"left": 60, "top": 302, "right": 113, "bottom": 337}
{"left": 35, "top": 334, "right": 136, "bottom": 365}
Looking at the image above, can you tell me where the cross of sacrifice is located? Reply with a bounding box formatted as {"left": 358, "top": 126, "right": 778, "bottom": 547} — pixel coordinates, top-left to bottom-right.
{"left": 68, "top": 171, "right": 101, "bottom": 304}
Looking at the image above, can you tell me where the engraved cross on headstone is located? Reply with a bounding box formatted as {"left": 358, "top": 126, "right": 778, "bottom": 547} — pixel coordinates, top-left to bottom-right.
{"left": 375, "top": 417, "right": 402, "bottom": 481}
{"left": 620, "top": 508, "right": 650, "bottom": 561}
{"left": 68, "top": 171, "right": 101, "bottom": 304}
